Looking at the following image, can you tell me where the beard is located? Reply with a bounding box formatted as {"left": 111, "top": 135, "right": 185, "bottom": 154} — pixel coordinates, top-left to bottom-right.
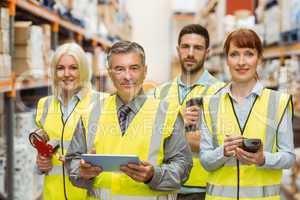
{"left": 180, "top": 58, "right": 205, "bottom": 75}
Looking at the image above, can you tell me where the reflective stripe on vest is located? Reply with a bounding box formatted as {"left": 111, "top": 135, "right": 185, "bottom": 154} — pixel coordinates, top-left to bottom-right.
{"left": 206, "top": 183, "right": 280, "bottom": 198}
{"left": 36, "top": 91, "right": 98, "bottom": 200}
{"left": 87, "top": 188, "right": 177, "bottom": 200}
{"left": 157, "top": 79, "right": 225, "bottom": 187}
{"left": 264, "top": 90, "right": 280, "bottom": 152}
{"left": 48, "top": 165, "right": 63, "bottom": 175}
{"left": 40, "top": 96, "right": 52, "bottom": 126}
{"left": 148, "top": 100, "right": 169, "bottom": 164}
{"left": 87, "top": 95, "right": 176, "bottom": 198}
{"left": 86, "top": 97, "right": 105, "bottom": 152}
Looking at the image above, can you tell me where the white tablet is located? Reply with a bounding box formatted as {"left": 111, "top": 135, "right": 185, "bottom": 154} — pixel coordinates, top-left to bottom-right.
{"left": 82, "top": 154, "right": 140, "bottom": 171}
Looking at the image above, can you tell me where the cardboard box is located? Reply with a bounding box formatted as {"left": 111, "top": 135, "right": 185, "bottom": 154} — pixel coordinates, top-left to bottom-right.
{"left": 0, "top": 29, "right": 9, "bottom": 53}
{"left": 0, "top": 54, "right": 11, "bottom": 81}
{"left": 14, "top": 21, "right": 32, "bottom": 45}
{"left": 13, "top": 58, "right": 44, "bottom": 78}
{"left": 12, "top": 58, "right": 32, "bottom": 77}
{"left": 0, "top": 8, "right": 9, "bottom": 30}
{"left": 15, "top": 44, "right": 32, "bottom": 58}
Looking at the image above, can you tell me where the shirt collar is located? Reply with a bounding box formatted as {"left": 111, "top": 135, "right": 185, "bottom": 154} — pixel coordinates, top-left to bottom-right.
{"left": 177, "top": 69, "right": 217, "bottom": 88}
{"left": 57, "top": 90, "right": 83, "bottom": 104}
{"left": 116, "top": 90, "right": 146, "bottom": 114}
{"left": 224, "top": 81, "right": 264, "bottom": 98}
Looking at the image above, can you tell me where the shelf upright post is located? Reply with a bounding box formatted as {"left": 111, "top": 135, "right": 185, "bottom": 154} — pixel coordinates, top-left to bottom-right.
{"left": 51, "top": 22, "right": 59, "bottom": 50}
{"left": 5, "top": 0, "right": 16, "bottom": 199}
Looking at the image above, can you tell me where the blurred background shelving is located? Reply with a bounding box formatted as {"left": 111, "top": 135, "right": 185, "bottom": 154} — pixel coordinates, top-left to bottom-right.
{"left": 0, "top": 0, "right": 132, "bottom": 199}
{"left": 0, "top": 0, "right": 300, "bottom": 199}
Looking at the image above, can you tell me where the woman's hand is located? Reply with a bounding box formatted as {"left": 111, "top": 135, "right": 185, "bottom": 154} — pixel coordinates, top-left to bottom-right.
{"left": 224, "top": 135, "right": 243, "bottom": 157}
{"left": 36, "top": 154, "right": 53, "bottom": 173}
{"left": 236, "top": 145, "right": 265, "bottom": 165}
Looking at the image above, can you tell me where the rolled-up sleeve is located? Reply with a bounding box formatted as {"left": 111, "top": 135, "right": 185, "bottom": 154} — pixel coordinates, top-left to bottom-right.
{"left": 147, "top": 116, "right": 193, "bottom": 191}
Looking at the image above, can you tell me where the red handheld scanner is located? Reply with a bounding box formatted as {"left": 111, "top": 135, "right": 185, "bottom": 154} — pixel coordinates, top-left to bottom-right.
{"left": 29, "top": 130, "right": 59, "bottom": 157}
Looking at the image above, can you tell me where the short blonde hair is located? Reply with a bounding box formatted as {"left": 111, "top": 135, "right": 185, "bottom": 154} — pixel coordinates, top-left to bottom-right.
{"left": 50, "top": 43, "right": 92, "bottom": 97}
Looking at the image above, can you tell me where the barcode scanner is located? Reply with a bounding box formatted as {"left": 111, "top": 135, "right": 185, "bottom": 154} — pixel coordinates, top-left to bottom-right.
{"left": 241, "top": 138, "right": 262, "bottom": 153}
{"left": 185, "top": 97, "right": 203, "bottom": 132}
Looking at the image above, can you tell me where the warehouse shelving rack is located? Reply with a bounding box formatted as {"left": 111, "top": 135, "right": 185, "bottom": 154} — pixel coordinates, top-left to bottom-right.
{"left": 0, "top": 0, "right": 114, "bottom": 199}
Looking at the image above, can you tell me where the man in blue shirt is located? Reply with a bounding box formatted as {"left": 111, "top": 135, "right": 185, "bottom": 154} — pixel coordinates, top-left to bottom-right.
{"left": 152, "top": 24, "right": 224, "bottom": 200}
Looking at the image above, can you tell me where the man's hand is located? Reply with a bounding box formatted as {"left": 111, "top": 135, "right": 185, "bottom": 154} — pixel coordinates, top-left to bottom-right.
{"left": 182, "top": 106, "right": 201, "bottom": 127}
{"left": 236, "top": 145, "right": 265, "bottom": 165}
{"left": 224, "top": 135, "right": 243, "bottom": 157}
{"left": 185, "top": 131, "right": 201, "bottom": 152}
{"left": 120, "top": 161, "right": 154, "bottom": 183}
{"left": 36, "top": 153, "right": 52, "bottom": 173}
{"left": 79, "top": 159, "right": 102, "bottom": 180}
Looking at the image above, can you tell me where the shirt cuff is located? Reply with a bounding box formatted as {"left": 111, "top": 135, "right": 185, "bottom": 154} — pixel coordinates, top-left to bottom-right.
{"left": 257, "top": 151, "right": 272, "bottom": 168}
{"left": 214, "top": 145, "right": 233, "bottom": 164}
{"left": 146, "top": 166, "right": 161, "bottom": 189}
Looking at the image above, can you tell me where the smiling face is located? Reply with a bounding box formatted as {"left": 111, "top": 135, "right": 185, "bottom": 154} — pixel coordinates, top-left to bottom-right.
{"left": 226, "top": 43, "right": 261, "bottom": 84}
{"left": 177, "top": 33, "right": 209, "bottom": 74}
{"left": 108, "top": 52, "right": 147, "bottom": 102}
{"left": 56, "top": 54, "right": 80, "bottom": 95}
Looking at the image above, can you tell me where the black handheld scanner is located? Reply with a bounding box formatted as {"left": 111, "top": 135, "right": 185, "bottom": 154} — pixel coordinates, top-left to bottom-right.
{"left": 185, "top": 97, "right": 203, "bottom": 132}
{"left": 241, "top": 138, "right": 262, "bottom": 153}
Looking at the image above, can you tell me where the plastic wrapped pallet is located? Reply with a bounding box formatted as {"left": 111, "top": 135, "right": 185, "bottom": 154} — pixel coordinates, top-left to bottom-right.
{"left": 72, "top": 0, "right": 99, "bottom": 35}
{"left": 280, "top": 0, "right": 300, "bottom": 32}
{"left": 264, "top": 5, "right": 281, "bottom": 44}
{"left": 13, "top": 111, "right": 43, "bottom": 200}
{"left": 0, "top": 8, "right": 9, "bottom": 30}
{"left": 13, "top": 23, "right": 45, "bottom": 79}
{"left": 0, "top": 111, "right": 43, "bottom": 200}
{"left": 0, "top": 29, "right": 9, "bottom": 53}
{"left": 0, "top": 54, "right": 11, "bottom": 82}
{"left": 42, "top": 24, "right": 51, "bottom": 77}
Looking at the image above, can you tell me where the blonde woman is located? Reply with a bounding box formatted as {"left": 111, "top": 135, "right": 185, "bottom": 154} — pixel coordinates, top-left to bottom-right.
{"left": 35, "top": 43, "right": 107, "bottom": 200}
{"left": 200, "top": 29, "right": 295, "bottom": 200}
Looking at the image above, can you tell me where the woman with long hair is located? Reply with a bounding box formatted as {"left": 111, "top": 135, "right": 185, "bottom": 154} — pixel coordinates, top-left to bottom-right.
{"left": 35, "top": 42, "right": 107, "bottom": 200}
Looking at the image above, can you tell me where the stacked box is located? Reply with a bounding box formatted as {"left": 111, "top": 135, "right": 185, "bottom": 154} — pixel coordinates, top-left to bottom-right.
{"left": 0, "top": 54, "right": 11, "bottom": 82}
{"left": 0, "top": 8, "right": 10, "bottom": 82}
{"left": 264, "top": 5, "right": 281, "bottom": 44}
{"left": 280, "top": 0, "right": 300, "bottom": 32}
{"left": 92, "top": 47, "right": 106, "bottom": 76}
{"left": 42, "top": 24, "right": 52, "bottom": 77}
{"left": 0, "top": 8, "right": 9, "bottom": 30}
{"left": 13, "top": 22, "right": 45, "bottom": 79}
{"left": 0, "top": 29, "right": 9, "bottom": 53}
{"left": 0, "top": 7, "right": 9, "bottom": 54}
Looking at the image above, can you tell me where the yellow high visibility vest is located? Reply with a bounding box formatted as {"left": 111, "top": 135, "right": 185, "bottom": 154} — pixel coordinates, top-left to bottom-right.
{"left": 85, "top": 95, "right": 177, "bottom": 200}
{"left": 202, "top": 88, "right": 292, "bottom": 200}
{"left": 154, "top": 78, "right": 225, "bottom": 187}
{"left": 35, "top": 90, "right": 108, "bottom": 200}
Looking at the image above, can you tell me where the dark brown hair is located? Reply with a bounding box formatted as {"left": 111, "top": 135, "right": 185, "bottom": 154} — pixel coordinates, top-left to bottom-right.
{"left": 178, "top": 24, "right": 210, "bottom": 48}
{"left": 224, "top": 29, "right": 263, "bottom": 57}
